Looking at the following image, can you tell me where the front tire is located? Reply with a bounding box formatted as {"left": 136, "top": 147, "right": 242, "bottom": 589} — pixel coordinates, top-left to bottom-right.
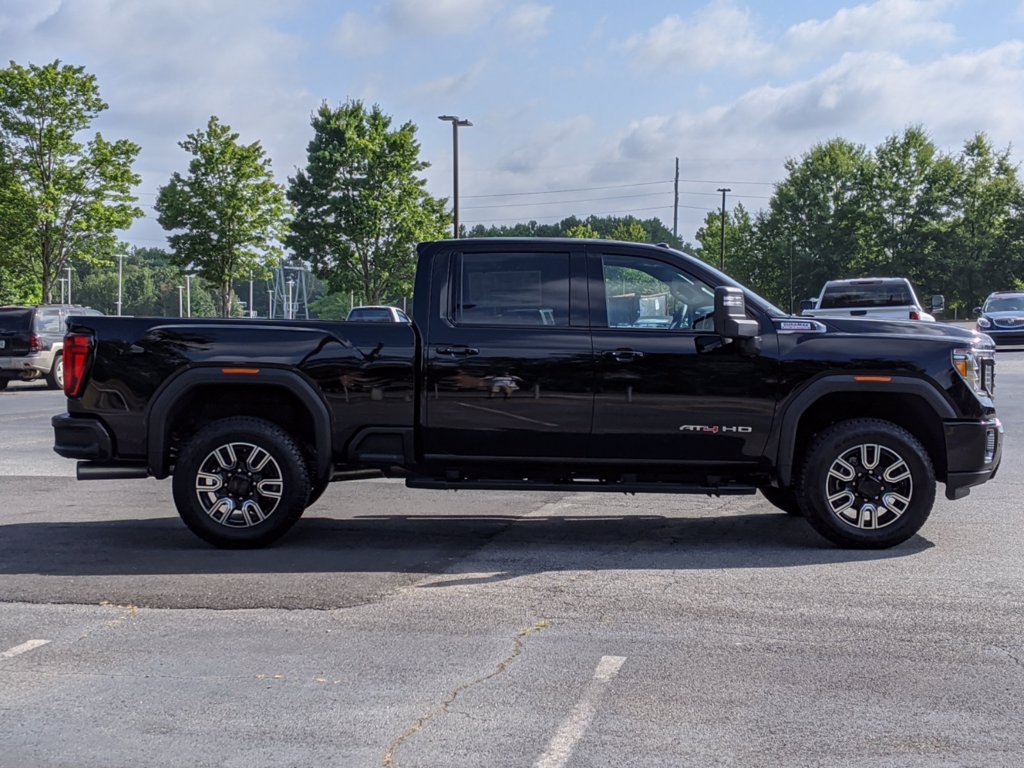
{"left": 46, "top": 352, "right": 63, "bottom": 390}
{"left": 797, "top": 418, "right": 935, "bottom": 549}
{"left": 171, "top": 417, "right": 310, "bottom": 548}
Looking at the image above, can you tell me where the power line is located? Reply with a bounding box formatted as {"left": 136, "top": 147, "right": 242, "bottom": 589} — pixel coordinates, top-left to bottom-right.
{"left": 462, "top": 180, "right": 672, "bottom": 199}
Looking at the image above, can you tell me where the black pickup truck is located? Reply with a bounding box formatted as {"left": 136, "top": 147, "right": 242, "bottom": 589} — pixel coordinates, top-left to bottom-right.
{"left": 53, "top": 238, "right": 1001, "bottom": 550}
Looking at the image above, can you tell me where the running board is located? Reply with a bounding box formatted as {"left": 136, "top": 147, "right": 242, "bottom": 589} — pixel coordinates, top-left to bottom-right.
{"left": 405, "top": 478, "right": 757, "bottom": 495}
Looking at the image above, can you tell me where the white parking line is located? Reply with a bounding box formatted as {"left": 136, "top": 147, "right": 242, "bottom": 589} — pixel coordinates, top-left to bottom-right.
{"left": 534, "top": 655, "right": 627, "bottom": 768}
{"left": 1, "top": 639, "right": 50, "bottom": 659}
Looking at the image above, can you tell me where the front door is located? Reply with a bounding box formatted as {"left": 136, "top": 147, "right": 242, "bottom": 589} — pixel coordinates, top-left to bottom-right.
{"left": 422, "top": 245, "right": 593, "bottom": 461}
{"left": 588, "top": 248, "right": 778, "bottom": 465}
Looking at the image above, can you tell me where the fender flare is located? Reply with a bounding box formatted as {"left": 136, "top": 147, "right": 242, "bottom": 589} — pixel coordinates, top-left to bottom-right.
{"left": 773, "top": 375, "right": 956, "bottom": 487}
{"left": 146, "top": 367, "right": 332, "bottom": 481}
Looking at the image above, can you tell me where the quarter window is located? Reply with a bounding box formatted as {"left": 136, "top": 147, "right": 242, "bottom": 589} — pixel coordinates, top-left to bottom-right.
{"left": 455, "top": 252, "right": 569, "bottom": 327}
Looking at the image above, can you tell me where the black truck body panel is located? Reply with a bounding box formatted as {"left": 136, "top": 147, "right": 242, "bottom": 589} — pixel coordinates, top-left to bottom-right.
{"left": 53, "top": 239, "right": 1001, "bottom": 549}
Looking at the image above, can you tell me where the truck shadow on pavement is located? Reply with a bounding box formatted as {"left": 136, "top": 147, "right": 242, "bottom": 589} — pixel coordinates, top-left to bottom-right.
{"left": 0, "top": 512, "right": 931, "bottom": 578}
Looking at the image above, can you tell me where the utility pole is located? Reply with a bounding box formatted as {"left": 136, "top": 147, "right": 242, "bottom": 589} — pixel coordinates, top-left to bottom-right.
{"left": 186, "top": 274, "right": 192, "bottom": 318}
{"left": 178, "top": 286, "right": 184, "bottom": 317}
{"left": 66, "top": 265, "right": 73, "bottom": 306}
{"left": 716, "top": 187, "right": 731, "bottom": 271}
{"left": 249, "top": 270, "right": 254, "bottom": 318}
{"left": 673, "top": 157, "right": 679, "bottom": 241}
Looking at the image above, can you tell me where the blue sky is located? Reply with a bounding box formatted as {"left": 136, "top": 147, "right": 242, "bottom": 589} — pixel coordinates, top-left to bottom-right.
{"left": 4, "top": 0, "right": 1024, "bottom": 248}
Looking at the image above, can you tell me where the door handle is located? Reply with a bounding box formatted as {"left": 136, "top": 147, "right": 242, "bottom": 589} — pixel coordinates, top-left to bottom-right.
{"left": 437, "top": 345, "right": 479, "bottom": 357}
{"left": 602, "top": 348, "right": 644, "bottom": 362}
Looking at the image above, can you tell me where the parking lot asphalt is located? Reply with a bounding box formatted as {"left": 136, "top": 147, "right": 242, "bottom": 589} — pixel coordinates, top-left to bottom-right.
{"left": 1, "top": 354, "right": 1022, "bottom": 767}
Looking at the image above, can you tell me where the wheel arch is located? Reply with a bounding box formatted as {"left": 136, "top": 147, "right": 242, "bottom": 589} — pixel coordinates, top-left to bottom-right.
{"left": 774, "top": 376, "right": 955, "bottom": 488}
{"left": 146, "top": 367, "right": 332, "bottom": 482}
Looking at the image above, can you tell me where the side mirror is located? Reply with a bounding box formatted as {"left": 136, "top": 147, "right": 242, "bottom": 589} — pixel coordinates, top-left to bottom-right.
{"left": 714, "top": 286, "right": 759, "bottom": 340}
{"left": 798, "top": 299, "right": 815, "bottom": 314}
{"left": 973, "top": 306, "right": 982, "bottom": 315}
{"left": 931, "top": 294, "right": 945, "bottom": 313}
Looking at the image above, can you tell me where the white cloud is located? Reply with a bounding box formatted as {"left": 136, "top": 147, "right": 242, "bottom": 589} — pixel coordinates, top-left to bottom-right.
{"left": 503, "top": 3, "right": 552, "bottom": 42}
{"left": 622, "top": 2, "right": 774, "bottom": 74}
{"left": 784, "top": 0, "right": 956, "bottom": 55}
{"left": 335, "top": 11, "right": 392, "bottom": 58}
{"left": 415, "top": 60, "right": 488, "bottom": 99}
{"left": 386, "top": 0, "right": 503, "bottom": 35}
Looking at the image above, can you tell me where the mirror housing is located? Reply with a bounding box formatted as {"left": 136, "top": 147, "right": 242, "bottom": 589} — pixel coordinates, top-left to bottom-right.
{"left": 714, "top": 286, "right": 759, "bottom": 340}
{"left": 798, "top": 298, "right": 816, "bottom": 315}
{"left": 931, "top": 294, "right": 945, "bottom": 313}
{"left": 973, "top": 306, "right": 982, "bottom": 315}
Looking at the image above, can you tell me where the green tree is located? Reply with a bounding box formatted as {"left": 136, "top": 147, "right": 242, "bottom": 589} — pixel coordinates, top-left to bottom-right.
{"left": 287, "top": 100, "right": 448, "bottom": 304}
{"left": 609, "top": 219, "right": 649, "bottom": 242}
{"left": 566, "top": 222, "right": 599, "bottom": 238}
{"left": 0, "top": 59, "right": 142, "bottom": 302}
{"left": 156, "top": 116, "right": 288, "bottom": 317}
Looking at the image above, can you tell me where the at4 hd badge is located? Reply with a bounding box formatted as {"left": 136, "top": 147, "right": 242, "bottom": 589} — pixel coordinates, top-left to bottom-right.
{"left": 679, "top": 424, "right": 753, "bottom": 433}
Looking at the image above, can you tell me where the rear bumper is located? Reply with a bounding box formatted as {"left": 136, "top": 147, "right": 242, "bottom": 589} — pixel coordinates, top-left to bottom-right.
{"left": 52, "top": 413, "right": 113, "bottom": 461}
{"left": 943, "top": 418, "right": 1002, "bottom": 500}
{"left": 0, "top": 351, "right": 54, "bottom": 376}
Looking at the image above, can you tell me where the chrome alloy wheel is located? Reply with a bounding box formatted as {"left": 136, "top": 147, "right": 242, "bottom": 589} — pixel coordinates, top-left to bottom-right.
{"left": 194, "top": 441, "right": 284, "bottom": 527}
{"left": 824, "top": 443, "right": 913, "bottom": 530}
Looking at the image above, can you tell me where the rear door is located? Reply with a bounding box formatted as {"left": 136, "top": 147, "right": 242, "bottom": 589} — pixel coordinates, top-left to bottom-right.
{"left": 421, "top": 243, "right": 593, "bottom": 461}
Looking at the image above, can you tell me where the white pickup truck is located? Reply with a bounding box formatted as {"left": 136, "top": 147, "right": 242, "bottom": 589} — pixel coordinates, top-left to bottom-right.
{"left": 800, "top": 278, "right": 938, "bottom": 321}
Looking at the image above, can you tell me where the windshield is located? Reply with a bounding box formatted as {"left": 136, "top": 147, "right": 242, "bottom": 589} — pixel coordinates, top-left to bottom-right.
{"left": 984, "top": 296, "right": 1024, "bottom": 313}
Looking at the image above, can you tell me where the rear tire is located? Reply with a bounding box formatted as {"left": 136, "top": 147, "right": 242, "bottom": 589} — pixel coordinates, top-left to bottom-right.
{"left": 46, "top": 352, "right": 63, "bottom": 390}
{"left": 171, "top": 417, "right": 310, "bottom": 548}
{"left": 797, "top": 418, "right": 935, "bottom": 549}
{"left": 0, "top": 378, "right": 8, "bottom": 391}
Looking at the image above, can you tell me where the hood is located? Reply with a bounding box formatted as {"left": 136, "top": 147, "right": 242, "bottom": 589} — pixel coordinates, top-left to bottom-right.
{"left": 793, "top": 316, "right": 993, "bottom": 347}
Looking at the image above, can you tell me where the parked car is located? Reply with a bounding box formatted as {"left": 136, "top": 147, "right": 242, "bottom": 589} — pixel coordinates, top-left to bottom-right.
{"left": 975, "top": 291, "right": 1024, "bottom": 346}
{"left": 0, "top": 304, "right": 103, "bottom": 390}
{"left": 800, "top": 278, "right": 937, "bottom": 321}
{"left": 346, "top": 305, "right": 411, "bottom": 323}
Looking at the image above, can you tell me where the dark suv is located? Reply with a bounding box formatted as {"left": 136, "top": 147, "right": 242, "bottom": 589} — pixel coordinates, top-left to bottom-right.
{"left": 0, "top": 305, "right": 103, "bottom": 391}
{"left": 975, "top": 292, "right": 1024, "bottom": 346}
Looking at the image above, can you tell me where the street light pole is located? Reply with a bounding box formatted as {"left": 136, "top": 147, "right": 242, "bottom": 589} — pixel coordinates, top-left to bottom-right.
{"left": 116, "top": 253, "right": 125, "bottom": 316}
{"left": 178, "top": 286, "right": 184, "bottom": 317}
{"left": 716, "top": 187, "right": 731, "bottom": 271}
{"left": 186, "top": 274, "right": 192, "bottom": 318}
{"left": 66, "top": 265, "right": 73, "bottom": 306}
{"left": 59, "top": 278, "right": 66, "bottom": 305}
{"left": 438, "top": 115, "right": 472, "bottom": 238}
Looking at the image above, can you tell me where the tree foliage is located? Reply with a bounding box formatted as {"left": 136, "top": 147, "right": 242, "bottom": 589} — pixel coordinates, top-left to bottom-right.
{"left": 287, "top": 100, "right": 448, "bottom": 305}
{"left": 0, "top": 59, "right": 142, "bottom": 302}
{"left": 156, "top": 116, "right": 287, "bottom": 317}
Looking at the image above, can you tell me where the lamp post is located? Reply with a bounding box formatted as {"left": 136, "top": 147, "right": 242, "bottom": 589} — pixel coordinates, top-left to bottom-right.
{"left": 185, "top": 274, "right": 192, "bottom": 318}
{"left": 268, "top": 289, "right": 273, "bottom": 319}
{"left": 716, "top": 187, "right": 731, "bottom": 271}
{"left": 116, "top": 253, "right": 126, "bottom": 316}
{"left": 286, "top": 277, "right": 295, "bottom": 320}
{"left": 66, "top": 265, "right": 73, "bottom": 306}
{"left": 58, "top": 278, "right": 67, "bottom": 305}
{"left": 438, "top": 115, "right": 472, "bottom": 238}
{"left": 178, "top": 286, "right": 184, "bottom": 317}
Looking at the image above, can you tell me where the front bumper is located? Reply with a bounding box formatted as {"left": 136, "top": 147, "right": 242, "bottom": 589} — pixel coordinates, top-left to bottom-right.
{"left": 943, "top": 418, "right": 1002, "bottom": 500}
{"left": 979, "top": 328, "right": 1024, "bottom": 346}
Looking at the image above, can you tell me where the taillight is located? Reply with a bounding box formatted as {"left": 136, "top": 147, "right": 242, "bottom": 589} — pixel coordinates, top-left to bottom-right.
{"left": 63, "top": 332, "right": 94, "bottom": 398}
{"left": 909, "top": 310, "right": 921, "bottom": 320}
{"left": 29, "top": 333, "right": 41, "bottom": 352}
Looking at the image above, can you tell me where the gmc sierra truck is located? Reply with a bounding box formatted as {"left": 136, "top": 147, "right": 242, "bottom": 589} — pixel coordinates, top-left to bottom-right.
{"left": 52, "top": 239, "right": 1001, "bottom": 550}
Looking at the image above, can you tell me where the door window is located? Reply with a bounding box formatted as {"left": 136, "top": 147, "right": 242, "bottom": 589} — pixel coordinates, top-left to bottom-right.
{"left": 454, "top": 252, "right": 570, "bottom": 327}
{"left": 601, "top": 254, "right": 716, "bottom": 331}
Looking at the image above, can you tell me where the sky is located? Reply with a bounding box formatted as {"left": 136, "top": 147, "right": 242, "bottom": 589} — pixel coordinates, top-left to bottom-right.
{"left": 3, "top": 0, "right": 1024, "bottom": 250}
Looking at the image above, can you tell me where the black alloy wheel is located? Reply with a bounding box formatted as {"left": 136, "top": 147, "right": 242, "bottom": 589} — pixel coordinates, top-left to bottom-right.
{"left": 797, "top": 418, "right": 935, "bottom": 549}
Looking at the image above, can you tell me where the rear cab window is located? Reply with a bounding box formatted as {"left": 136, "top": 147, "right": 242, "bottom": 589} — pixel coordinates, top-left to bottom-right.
{"left": 820, "top": 281, "right": 916, "bottom": 309}
{"left": 453, "top": 251, "right": 570, "bottom": 327}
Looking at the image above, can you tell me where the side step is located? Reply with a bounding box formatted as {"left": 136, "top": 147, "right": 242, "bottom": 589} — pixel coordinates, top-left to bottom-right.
{"left": 405, "top": 477, "right": 757, "bottom": 495}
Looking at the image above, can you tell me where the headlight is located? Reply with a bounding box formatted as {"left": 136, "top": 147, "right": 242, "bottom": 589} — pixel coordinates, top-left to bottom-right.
{"left": 977, "top": 317, "right": 991, "bottom": 329}
{"left": 953, "top": 347, "right": 995, "bottom": 397}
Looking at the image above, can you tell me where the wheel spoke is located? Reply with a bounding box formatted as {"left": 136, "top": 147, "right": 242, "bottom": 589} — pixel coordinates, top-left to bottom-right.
{"left": 828, "top": 457, "right": 856, "bottom": 482}
{"left": 247, "top": 447, "right": 272, "bottom": 473}
{"left": 883, "top": 461, "right": 911, "bottom": 483}
{"left": 257, "top": 479, "right": 283, "bottom": 499}
{"left": 196, "top": 471, "right": 222, "bottom": 492}
{"left": 882, "top": 492, "right": 910, "bottom": 516}
{"left": 860, "top": 444, "right": 881, "bottom": 470}
{"left": 213, "top": 444, "right": 237, "bottom": 470}
{"left": 241, "top": 499, "right": 268, "bottom": 526}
